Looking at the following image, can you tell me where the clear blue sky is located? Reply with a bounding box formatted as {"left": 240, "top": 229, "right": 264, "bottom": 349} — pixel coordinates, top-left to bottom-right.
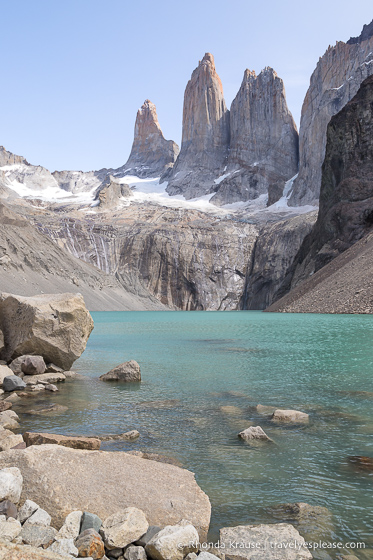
{"left": 1, "top": 0, "right": 372, "bottom": 172}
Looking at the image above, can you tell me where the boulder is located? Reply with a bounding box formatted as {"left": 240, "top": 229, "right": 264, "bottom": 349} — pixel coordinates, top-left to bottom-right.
{"left": 124, "top": 545, "right": 147, "bottom": 560}
{"left": 56, "top": 510, "right": 82, "bottom": 539}
{"left": 0, "top": 467, "right": 23, "bottom": 503}
{"left": 9, "top": 355, "right": 33, "bottom": 374}
{"left": 80, "top": 512, "right": 102, "bottom": 534}
{"left": 23, "top": 432, "right": 101, "bottom": 451}
{"left": 75, "top": 528, "right": 105, "bottom": 559}
{"left": 0, "top": 411, "right": 20, "bottom": 430}
{"left": 23, "top": 372, "right": 66, "bottom": 385}
{"left": 219, "top": 523, "right": 312, "bottom": 559}
{"left": 17, "top": 499, "right": 40, "bottom": 523}
{"left": 0, "top": 364, "right": 13, "bottom": 386}
{"left": 0, "top": 434, "right": 23, "bottom": 451}
{"left": 135, "top": 526, "right": 161, "bottom": 547}
{"left": 0, "top": 539, "right": 75, "bottom": 559}
{"left": 0, "top": 445, "right": 211, "bottom": 539}
{"left": 20, "top": 525, "right": 58, "bottom": 548}
{"left": 145, "top": 519, "right": 199, "bottom": 560}
{"left": 48, "top": 538, "right": 78, "bottom": 557}
{"left": 271, "top": 409, "right": 309, "bottom": 423}
{"left": 0, "top": 401, "right": 12, "bottom": 413}
{"left": 0, "top": 293, "right": 94, "bottom": 370}
{"left": 238, "top": 426, "right": 273, "bottom": 442}
{"left": 2, "top": 376, "right": 26, "bottom": 392}
{"left": 101, "top": 508, "right": 149, "bottom": 549}
{"left": 0, "top": 500, "right": 17, "bottom": 519}
{"left": 21, "top": 355, "right": 46, "bottom": 375}
{"left": 99, "top": 360, "right": 141, "bottom": 382}
{"left": 0, "top": 517, "right": 22, "bottom": 541}
{"left": 24, "top": 508, "right": 51, "bottom": 527}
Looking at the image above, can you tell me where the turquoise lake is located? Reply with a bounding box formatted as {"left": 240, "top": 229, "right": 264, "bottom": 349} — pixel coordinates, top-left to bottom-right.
{"left": 17, "top": 311, "right": 373, "bottom": 555}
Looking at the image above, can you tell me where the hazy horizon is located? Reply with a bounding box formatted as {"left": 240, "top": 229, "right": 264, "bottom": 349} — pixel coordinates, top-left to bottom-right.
{"left": 1, "top": 0, "right": 372, "bottom": 172}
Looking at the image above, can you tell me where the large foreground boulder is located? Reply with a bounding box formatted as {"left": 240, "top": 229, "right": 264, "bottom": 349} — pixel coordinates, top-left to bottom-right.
{"left": 0, "top": 445, "right": 211, "bottom": 540}
{"left": 0, "top": 293, "right": 94, "bottom": 370}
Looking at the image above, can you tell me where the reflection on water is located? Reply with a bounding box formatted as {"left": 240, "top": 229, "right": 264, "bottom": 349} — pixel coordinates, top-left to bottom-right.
{"left": 14, "top": 311, "right": 373, "bottom": 558}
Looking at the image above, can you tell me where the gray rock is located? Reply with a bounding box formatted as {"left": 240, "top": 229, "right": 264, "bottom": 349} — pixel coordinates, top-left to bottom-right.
{"left": 0, "top": 467, "right": 23, "bottom": 503}
{"left": 219, "top": 523, "right": 312, "bottom": 559}
{"left": 9, "top": 355, "right": 34, "bottom": 374}
{"left": 135, "top": 525, "right": 161, "bottom": 547}
{"left": 100, "top": 361, "right": 141, "bottom": 382}
{"left": 124, "top": 545, "right": 147, "bottom": 560}
{"left": 21, "top": 355, "right": 46, "bottom": 375}
{"left": 0, "top": 499, "right": 17, "bottom": 519}
{"left": 2, "top": 375, "right": 26, "bottom": 392}
{"left": 45, "top": 383, "right": 58, "bottom": 392}
{"left": 49, "top": 537, "right": 79, "bottom": 557}
{"left": 20, "top": 524, "right": 58, "bottom": 547}
{"left": 238, "top": 426, "right": 273, "bottom": 442}
{"left": 0, "top": 517, "right": 22, "bottom": 541}
{"left": 80, "top": 511, "right": 103, "bottom": 534}
{"left": 271, "top": 409, "right": 309, "bottom": 423}
{"left": 46, "top": 363, "right": 64, "bottom": 373}
{"left": 107, "top": 549, "right": 124, "bottom": 559}
{"left": 24, "top": 507, "right": 51, "bottom": 527}
{"left": 145, "top": 519, "right": 199, "bottom": 560}
{"left": 17, "top": 499, "right": 40, "bottom": 523}
{"left": 101, "top": 508, "right": 149, "bottom": 550}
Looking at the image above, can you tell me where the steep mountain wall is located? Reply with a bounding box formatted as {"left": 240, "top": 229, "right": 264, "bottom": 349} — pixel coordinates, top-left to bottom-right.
{"left": 288, "top": 20, "right": 373, "bottom": 206}
{"left": 212, "top": 68, "right": 299, "bottom": 205}
{"left": 164, "top": 53, "right": 230, "bottom": 199}
{"left": 270, "top": 74, "right": 373, "bottom": 310}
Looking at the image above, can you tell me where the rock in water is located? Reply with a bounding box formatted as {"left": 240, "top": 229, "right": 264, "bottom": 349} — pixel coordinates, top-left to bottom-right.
{"left": 212, "top": 67, "right": 299, "bottom": 206}
{"left": 99, "top": 360, "right": 141, "bottom": 382}
{"left": 0, "top": 292, "right": 94, "bottom": 370}
{"left": 165, "top": 53, "right": 230, "bottom": 199}
{"left": 23, "top": 432, "right": 101, "bottom": 450}
{"left": 238, "top": 426, "right": 273, "bottom": 442}
{"left": 0, "top": 445, "right": 211, "bottom": 540}
{"left": 271, "top": 409, "right": 309, "bottom": 423}
{"left": 123, "top": 100, "right": 179, "bottom": 177}
{"left": 289, "top": 19, "right": 373, "bottom": 206}
{"left": 219, "top": 523, "right": 312, "bottom": 559}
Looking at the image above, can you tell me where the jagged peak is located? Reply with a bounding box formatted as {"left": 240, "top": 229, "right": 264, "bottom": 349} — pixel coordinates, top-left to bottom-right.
{"left": 241, "top": 67, "right": 280, "bottom": 86}
{"left": 199, "top": 52, "right": 215, "bottom": 66}
{"left": 347, "top": 19, "right": 373, "bottom": 45}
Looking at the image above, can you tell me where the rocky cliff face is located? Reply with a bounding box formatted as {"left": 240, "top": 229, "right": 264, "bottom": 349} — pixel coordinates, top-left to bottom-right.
{"left": 165, "top": 53, "right": 230, "bottom": 199}
{"left": 123, "top": 100, "right": 179, "bottom": 178}
{"left": 37, "top": 205, "right": 258, "bottom": 310}
{"left": 271, "top": 74, "right": 373, "bottom": 306}
{"left": 288, "top": 19, "right": 373, "bottom": 206}
{"left": 241, "top": 211, "right": 317, "bottom": 310}
{"left": 211, "top": 68, "right": 299, "bottom": 206}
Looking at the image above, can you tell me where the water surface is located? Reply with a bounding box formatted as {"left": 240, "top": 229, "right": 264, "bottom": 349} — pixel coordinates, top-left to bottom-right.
{"left": 17, "top": 311, "right": 373, "bottom": 555}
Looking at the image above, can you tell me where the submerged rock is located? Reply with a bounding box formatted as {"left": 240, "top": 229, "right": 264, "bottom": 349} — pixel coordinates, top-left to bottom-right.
{"left": 348, "top": 455, "right": 373, "bottom": 471}
{"left": 271, "top": 409, "right": 309, "bottom": 423}
{"left": 219, "top": 523, "right": 312, "bottom": 559}
{"left": 99, "top": 360, "right": 141, "bottom": 382}
{"left": 0, "top": 292, "right": 94, "bottom": 370}
{"left": 267, "top": 502, "right": 334, "bottom": 542}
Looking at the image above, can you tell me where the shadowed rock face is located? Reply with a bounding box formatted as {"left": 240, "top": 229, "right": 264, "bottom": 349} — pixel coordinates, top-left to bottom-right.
{"left": 165, "top": 53, "right": 230, "bottom": 199}
{"left": 268, "top": 75, "right": 373, "bottom": 312}
{"left": 211, "top": 67, "right": 299, "bottom": 205}
{"left": 288, "top": 19, "right": 373, "bottom": 206}
{"left": 123, "top": 100, "right": 179, "bottom": 178}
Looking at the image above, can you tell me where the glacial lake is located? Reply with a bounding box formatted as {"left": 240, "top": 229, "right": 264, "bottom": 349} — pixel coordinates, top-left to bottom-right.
{"left": 16, "top": 311, "right": 373, "bottom": 556}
